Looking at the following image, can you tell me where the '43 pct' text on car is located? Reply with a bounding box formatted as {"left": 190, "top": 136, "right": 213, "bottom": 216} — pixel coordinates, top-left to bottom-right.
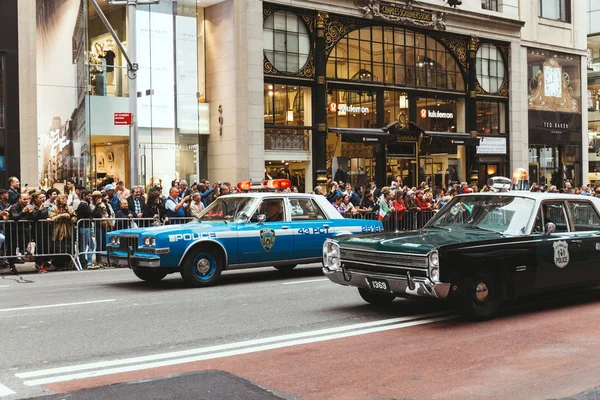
{"left": 323, "top": 192, "right": 600, "bottom": 320}
{"left": 99, "top": 192, "right": 382, "bottom": 287}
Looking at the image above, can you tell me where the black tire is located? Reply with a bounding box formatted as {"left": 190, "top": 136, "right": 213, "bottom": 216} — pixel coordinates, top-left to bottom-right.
{"left": 274, "top": 264, "right": 297, "bottom": 272}
{"left": 459, "top": 273, "right": 501, "bottom": 321}
{"left": 133, "top": 268, "right": 168, "bottom": 282}
{"left": 358, "top": 288, "right": 396, "bottom": 306}
{"left": 180, "top": 247, "right": 223, "bottom": 287}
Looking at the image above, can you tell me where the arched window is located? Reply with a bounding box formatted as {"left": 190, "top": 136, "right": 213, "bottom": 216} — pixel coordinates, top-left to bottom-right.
{"left": 326, "top": 26, "right": 465, "bottom": 91}
{"left": 264, "top": 11, "right": 311, "bottom": 73}
{"left": 476, "top": 44, "right": 506, "bottom": 94}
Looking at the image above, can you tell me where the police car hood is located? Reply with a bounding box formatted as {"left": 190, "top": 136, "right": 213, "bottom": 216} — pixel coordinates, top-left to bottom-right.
{"left": 110, "top": 221, "right": 232, "bottom": 236}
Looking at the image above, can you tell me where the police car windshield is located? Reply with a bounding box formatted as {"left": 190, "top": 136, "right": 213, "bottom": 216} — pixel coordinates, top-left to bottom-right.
{"left": 198, "top": 197, "right": 258, "bottom": 222}
{"left": 427, "top": 195, "right": 535, "bottom": 235}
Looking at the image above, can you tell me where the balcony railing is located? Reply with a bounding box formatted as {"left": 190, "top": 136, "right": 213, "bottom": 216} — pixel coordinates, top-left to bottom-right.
{"left": 265, "top": 128, "right": 309, "bottom": 151}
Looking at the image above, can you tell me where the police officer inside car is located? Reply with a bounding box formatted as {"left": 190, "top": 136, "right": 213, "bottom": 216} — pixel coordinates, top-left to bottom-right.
{"left": 265, "top": 201, "right": 283, "bottom": 222}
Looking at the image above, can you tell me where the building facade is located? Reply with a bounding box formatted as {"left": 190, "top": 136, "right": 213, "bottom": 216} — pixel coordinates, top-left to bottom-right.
{"left": 588, "top": 0, "right": 600, "bottom": 184}
{"left": 2, "top": 0, "right": 588, "bottom": 191}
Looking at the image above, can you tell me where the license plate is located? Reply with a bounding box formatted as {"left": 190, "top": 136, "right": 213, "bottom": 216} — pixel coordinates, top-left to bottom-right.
{"left": 368, "top": 278, "right": 390, "bottom": 292}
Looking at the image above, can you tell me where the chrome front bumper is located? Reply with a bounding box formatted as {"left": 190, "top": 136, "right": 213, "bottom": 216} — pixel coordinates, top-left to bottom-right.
{"left": 98, "top": 252, "right": 161, "bottom": 268}
{"left": 323, "top": 267, "right": 451, "bottom": 299}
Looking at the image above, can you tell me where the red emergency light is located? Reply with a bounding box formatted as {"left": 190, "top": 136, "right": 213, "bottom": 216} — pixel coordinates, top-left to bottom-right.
{"left": 261, "top": 179, "right": 291, "bottom": 190}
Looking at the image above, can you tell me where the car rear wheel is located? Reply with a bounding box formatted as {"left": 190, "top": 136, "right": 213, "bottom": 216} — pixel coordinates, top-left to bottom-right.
{"left": 460, "top": 273, "right": 501, "bottom": 321}
{"left": 181, "top": 248, "right": 223, "bottom": 287}
{"left": 133, "top": 268, "right": 168, "bottom": 282}
{"left": 274, "top": 264, "right": 297, "bottom": 272}
{"left": 358, "top": 288, "right": 396, "bottom": 306}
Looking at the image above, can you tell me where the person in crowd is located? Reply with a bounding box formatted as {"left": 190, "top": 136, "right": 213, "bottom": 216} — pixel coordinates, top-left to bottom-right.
{"left": 44, "top": 188, "right": 59, "bottom": 211}
{"left": 189, "top": 192, "right": 205, "bottom": 222}
{"left": 334, "top": 164, "right": 347, "bottom": 185}
{"left": 103, "top": 184, "right": 120, "bottom": 213}
{"left": 7, "top": 176, "right": 21, "bottom": 205}
{"left": 196, "top": 183, "right": 215, "bottom": 208}
{"left": 564, "top": 182, "right": 573, "bottom": 194}
{"left": 351, "top": 185, "right": 363, "bottom": 206}
{"left": 49, "top": 194, "right": 77, "bottom": 270}
{"left": 326, "top": 182, "right": 342, "bottom": 204}
{"left": 6, "top": 193, "right": 34, "bottom": 274}
{"left": 142, "top": 192, "right": 165, "bottom": 225}
{"left": 392, "top": 189, "right": 407, "bottom": 225}
{"left": 342, "top": 194, "right": 358, "bottom": 216}
{"left": 127, "top": 186, "right": 146, "bottom": 218}
{"left": 218, "top": 183, "right": 231, "bottom": 197}
{"left": 30, "top": 191, "right": 50, "bottom": 273}
{"left": 0, "top": 189, "right": 9, "bottom": 270}
{"left": 378, "top": 189, "right": 396, "bottom": 219}
{"left": 76, "top": 190, "right": 97, "bottom": 270}
{"left": 0, "top": 189, "right": 10, "bottom": 211}
{"left": 165, "top": 187, "right": 190, "bottom": 223}
{"left": 91, "top": 191, "right": 113, "bottom": 254}
{"left": 369, "top": 180, "right": 380, "bottom": 199}
{"left": 116, "top": 181, "right": 131, "bottom": 201}
{"left": 415, "top": 190, "right": 431, "bottom": 210}
{"left": 115, "top": 199, "right": 134, "bottom": 230}
{"left": 404, "top": 190, "right": 419, "bottom": 212}
{"left": 65, "top": 179, "right": 79, "bottom": 208}
{"left": 313, "top": 186, "right": 324, "bottom": 196}
{"left": 357, "top": 191, "right": 376, "bottom": 214}
{"left": 179, "top": 180, "right": 192, "bottom": 199}
{"left": 332, "top": 195, "right": 345, "bottom": 215}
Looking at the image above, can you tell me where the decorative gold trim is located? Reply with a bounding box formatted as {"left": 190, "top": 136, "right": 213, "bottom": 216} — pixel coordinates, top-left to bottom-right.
{"left": 468, "top": 36, "right": 480, "bottom": 52}
{"left": 298, "top": 56, "right": 315, "bottom": 78}
{"left": 439, "top": 37, "right": 467, "bottom": 71}
{"left": 264, "top": 57, "right": 276, "bottom": 74}
{"left": 324, "top": 15, "right": 358, "bottom": 57}
{"left": 528, "top": 57, "right": 579, "bottom": 113}
{"left": 317, "top": 11, "right": 328, "bottom": 29}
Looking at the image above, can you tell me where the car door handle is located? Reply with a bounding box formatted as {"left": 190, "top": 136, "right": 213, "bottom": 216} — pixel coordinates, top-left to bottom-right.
{"left": 323, "top": 224, "right": 329, "bottom": 229}
{"left": 281, "top": 226, "right": 289, "bottom": 229}
{"left": 570, "top": 239, "right": 583, "bottom": 243}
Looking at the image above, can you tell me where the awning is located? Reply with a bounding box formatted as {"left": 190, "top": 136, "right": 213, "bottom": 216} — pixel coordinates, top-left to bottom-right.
{"left": 423, "top": 131, "right": 480, "bottom": 146}
{"left": 328, "top": 127, "right": 399, "bottom": 144}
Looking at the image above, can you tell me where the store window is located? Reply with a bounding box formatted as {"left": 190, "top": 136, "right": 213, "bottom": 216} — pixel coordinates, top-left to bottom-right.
{"left": 327, "top": 26, "right": 465, "bottom": 91}
{"left": 476, "top": 44, "right": 506, "bottom": 94}
{"left": 383, "top": 91, "right": 409, "bottom": 126}
{"left": 415, "top": 98, "right": 457, "bottom": 132}
{"left": 327, "top": 90, "right": 377, "bottom": 129}
{"left": 476, "top": 101, "right": 506, "bottom": 134}
{"left": 481, "top": 0, "right": 498, "bottom": 11}
{"left": 539, "top": 0, "right": 570, "bottom": 23}
{"left": 264, "top": 83, "right": 311, "bottom": 127}
{"left": 263, "top": 11, "right": 311, "bottom": 73}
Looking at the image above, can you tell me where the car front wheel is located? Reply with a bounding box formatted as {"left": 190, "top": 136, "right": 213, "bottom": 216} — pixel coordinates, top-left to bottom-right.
{"left": 181, "top": 248, "right": 223, "bottom": 287}
{"left": 358, "top": 288, "right": 396, "bottom": 306}
{"left": 460, "top": 273, "right": 501, "bottom": 321}
{"left": 133, "top": 268, "right": 168, "bottom": 282}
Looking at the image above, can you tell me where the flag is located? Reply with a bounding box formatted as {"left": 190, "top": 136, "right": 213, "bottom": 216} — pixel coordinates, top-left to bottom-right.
{"left": 378, "top": 201, "right": 389, "bottom": 221}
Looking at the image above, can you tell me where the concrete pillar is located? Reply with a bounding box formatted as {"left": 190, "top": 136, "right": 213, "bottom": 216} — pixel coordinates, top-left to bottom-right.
{"left": 510, "top": 44, "right": 528, "bottom": 173}
{"left": 205, "top": 0, "right": 264, "bottom": 184}
{"left": 581, "top": 54, "right": 589, "bottom": 184}
{"left": 18, "top": 0, "right": 38, "bottom": 187}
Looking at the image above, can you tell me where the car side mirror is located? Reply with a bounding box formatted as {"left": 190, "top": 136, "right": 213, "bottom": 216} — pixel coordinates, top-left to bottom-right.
{"left": 545, "top": 222, "right": 556, "bottom": 235}
{"left": 238, "top": 212, "right": 249, "bottom": 223}
{"left": 257, "top": 214, "right": 266, "bottom": 224}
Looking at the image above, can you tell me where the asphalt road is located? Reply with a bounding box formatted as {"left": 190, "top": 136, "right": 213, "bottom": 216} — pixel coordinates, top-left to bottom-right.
{"left": 0, "top": 266, "right": 599, "bottom": 400}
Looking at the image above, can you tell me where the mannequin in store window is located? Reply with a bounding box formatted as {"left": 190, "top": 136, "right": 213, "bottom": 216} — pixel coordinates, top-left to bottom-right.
{"left": 99, "top": 40, "right": 116, "bottom": 85}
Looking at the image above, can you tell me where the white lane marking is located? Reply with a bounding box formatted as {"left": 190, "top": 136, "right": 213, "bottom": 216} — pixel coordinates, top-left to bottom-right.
{"left": 282, "top": 278, "right": 328, "bottom": 285}
{"left": 0, "top": 285, "right": 10, "bottom": 288}
{"left": 17, "top": 311, "right": 450, "bottom": 379}
{"left": 0, "top": 299, "right": 116, "bottom": 313}
{"left": 0, "top": 382, "right": 16, "bottom": 396}
{"left": 22, "top": 315, "right": 455, "bottom": 386}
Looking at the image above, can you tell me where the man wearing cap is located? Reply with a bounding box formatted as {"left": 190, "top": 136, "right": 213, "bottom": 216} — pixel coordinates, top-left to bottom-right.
{"left": 104, "top": 184, "right": 120, "bottom": 213}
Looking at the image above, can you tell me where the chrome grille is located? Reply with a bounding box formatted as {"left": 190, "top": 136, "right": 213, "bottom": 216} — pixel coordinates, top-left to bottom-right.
{"left": 340, "top": 248, "right": 428, "bottom": 269}
{"left": 118, "top": 236, "right": 139, "bottom": 253}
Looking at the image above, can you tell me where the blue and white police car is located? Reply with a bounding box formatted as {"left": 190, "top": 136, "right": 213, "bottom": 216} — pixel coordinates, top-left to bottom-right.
{"left": 99, "top": 181, "right": 383, "bottom": 287}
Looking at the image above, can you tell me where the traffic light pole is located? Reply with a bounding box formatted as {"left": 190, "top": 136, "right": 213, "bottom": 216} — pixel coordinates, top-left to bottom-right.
{"left": 88, "top": 0, "right": 159, "bottom": 187}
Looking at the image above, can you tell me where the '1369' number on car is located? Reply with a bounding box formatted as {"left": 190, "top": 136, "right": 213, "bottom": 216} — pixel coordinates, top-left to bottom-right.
{"left": 362, "top": 226, "right": 382, "bottom": 233}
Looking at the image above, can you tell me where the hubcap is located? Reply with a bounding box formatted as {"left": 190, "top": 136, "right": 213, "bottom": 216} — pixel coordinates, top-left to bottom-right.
{"left": 195, "top": 258, "right": 211, "bottom": 275}
{"left": 475, "top": 282, "right": 489, "bottom": 303}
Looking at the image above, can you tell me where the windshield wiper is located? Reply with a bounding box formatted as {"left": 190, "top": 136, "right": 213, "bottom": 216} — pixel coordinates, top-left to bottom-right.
{"left": 426, "top": 225, "right": 451, "bottom": 231}
{"left": 468, "top": 226, "right": 502, "bottom": 234}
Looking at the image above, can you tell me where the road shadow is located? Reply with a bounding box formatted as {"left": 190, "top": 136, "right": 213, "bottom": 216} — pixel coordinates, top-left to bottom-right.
{"left": 103, "top": 265, "right": 325, "bottom": 292}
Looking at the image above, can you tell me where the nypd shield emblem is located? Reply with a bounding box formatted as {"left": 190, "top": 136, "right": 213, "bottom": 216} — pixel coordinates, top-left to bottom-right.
{"left": 553, "top": 240, "right": 569, "bottom": 268}
{"left": 260, "top": 228, "right": 276, "bottom": 252}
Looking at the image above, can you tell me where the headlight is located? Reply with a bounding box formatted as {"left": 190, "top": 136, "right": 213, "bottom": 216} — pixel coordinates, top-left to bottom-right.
{"left": 143, "top": 236, "right": 156, "bottom": 247}
{"left": 109, "top": 236, "right": 120, "bottom": 245}
{"left": 322, "top": 240, "right": 341, "bottom": 271}
{"left": 428, "top": 250, "right": 440, "bottom": 283}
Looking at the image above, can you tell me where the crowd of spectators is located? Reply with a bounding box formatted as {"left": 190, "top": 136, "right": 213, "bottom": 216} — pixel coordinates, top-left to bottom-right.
{"left": 0, "top": 176, "right": 241, "bottom": 274}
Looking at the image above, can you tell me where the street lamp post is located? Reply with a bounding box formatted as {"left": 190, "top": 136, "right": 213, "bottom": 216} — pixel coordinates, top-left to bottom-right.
{"left": 88, "top": 0, "right": 160, "bottom": 187}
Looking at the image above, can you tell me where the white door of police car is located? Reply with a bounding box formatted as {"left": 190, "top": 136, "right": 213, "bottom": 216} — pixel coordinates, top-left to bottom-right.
{"left": 238, "top": 198, "right": 293, "bottom": 264}
{"left": 288, "top": 198, "right": 332, "bottom": 259}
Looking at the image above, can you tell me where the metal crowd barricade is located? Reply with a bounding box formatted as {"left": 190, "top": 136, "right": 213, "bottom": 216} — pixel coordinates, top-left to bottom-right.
{"left": 343, "top": 210, "right": 437, "bottom": 231}
{"left": 74, "top": 217, "right": 196, "bottom": 268}
{"left": 0, "top": 219, "right": 81, "bottom": 271}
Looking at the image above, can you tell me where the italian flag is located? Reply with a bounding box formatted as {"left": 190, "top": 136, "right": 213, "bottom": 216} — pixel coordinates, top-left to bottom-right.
{"left": 378, "top": 201, "right": 389, "bottom": 221}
